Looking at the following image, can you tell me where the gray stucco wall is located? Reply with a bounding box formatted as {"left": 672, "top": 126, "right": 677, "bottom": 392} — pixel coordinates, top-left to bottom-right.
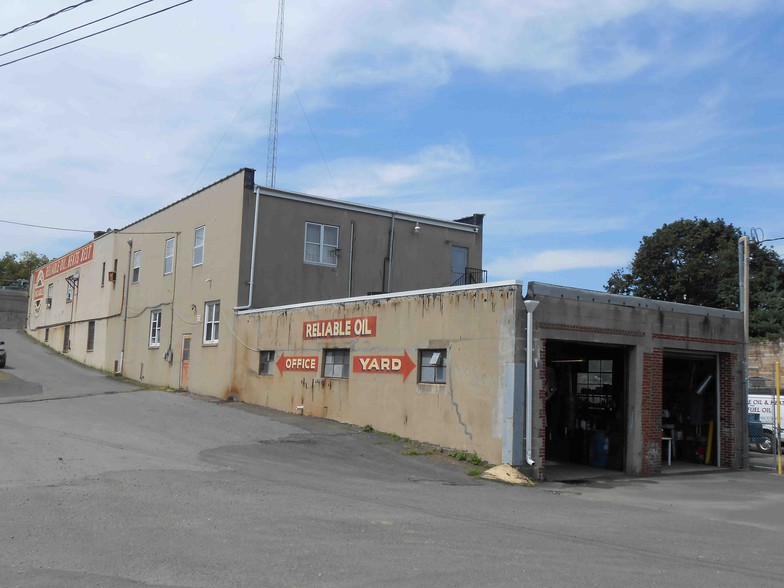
{"left": 242, "top": 191, "right": 482, "bottom": 309}
{"left": 0, "top": 290, "right": 29, "bottom": 329}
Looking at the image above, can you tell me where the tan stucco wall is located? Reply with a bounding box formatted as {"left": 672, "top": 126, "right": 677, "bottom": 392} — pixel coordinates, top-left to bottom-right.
{"left": 231, "top": 284, "right": 521, "bottom": 463}
{"left": 118, "top": 170, "right": 250, "bottom": 396}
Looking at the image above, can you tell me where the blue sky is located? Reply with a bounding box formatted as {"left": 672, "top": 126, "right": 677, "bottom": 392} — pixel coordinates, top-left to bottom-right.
{"left": 1, "top": 0, "right": 782, "bottom": 292}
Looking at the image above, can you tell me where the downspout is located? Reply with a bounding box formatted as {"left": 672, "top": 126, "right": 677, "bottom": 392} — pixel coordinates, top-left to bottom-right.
{"left": 235, "top": 186, "right": 261, "bottom": 311}
{"left": 167, "top": 232, "right": 180, "bottom": 365}
{"left": 117, "top": 238, "right": 133, "bottom": 376}
{"left": 386, "top": 213, "right": 396, "bottom": 293}
{"left": 523, "top": 299, "right": 540, "bottom": 467}
{"left": 348, "top": 221, "right": 355, "bottom": 297}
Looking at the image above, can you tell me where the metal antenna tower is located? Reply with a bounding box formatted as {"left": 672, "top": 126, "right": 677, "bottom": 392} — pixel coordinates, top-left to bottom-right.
{"left": 265, "top": 0, "right": 285, "bottom": 187}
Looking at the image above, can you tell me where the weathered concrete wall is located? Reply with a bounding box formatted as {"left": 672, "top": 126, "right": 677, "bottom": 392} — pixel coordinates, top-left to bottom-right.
{"left": 232, "top": 283, "right": 522, "bottom": 464}
{"left": 527, "top": 282, "right": 744, "bottom": 477}
{"left": 0, "top": 290, "right": 29, "bottom": 329}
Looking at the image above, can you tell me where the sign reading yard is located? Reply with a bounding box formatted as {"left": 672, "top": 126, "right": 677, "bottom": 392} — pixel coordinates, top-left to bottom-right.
{"left": 352, "top": 352, "right": 415, "bottom": 381}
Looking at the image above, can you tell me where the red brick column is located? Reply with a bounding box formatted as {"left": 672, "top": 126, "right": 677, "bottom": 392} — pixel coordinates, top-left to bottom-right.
{"left": 536, "top": 340, "right": 548, "bottom": 479}
{"left": 641, "top": 348, "right": 664, "bottom": 473}
{"left": 719, "top": 353, "right": 736, "bottom": 468}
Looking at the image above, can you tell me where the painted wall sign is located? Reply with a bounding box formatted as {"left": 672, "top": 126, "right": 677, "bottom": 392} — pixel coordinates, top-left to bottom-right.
{"left": 352, "top": 351, "right": 415, "bottom": 381}
{"left": 303, "top": 316, "right": 377, "bottom": 340}
{"left": 276, "top": 353, "right": 319, "bottom": 373}
{"left": 37, "top": 242, "right": 95, "bottom": 284}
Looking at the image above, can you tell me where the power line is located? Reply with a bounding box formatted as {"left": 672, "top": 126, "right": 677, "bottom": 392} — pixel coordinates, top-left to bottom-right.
{"left": 0, "top": 0, "right": 95, "bottom": 39}
{"left": 0, "top": 1, "right": 158, "bottom": 60}
{"left": 0, "top": 0, "right": 196, "bottom": 69}
{"left": 0, "top": 218, "right": 95, "bottom": 233}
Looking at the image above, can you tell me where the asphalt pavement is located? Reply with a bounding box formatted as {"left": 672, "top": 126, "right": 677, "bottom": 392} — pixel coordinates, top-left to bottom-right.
{"left": 1, "top": 327, "right": 784, "bottom": 587}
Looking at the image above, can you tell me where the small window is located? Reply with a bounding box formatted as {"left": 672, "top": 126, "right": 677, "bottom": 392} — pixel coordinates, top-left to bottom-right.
{"left": 113, "top": 258, "right": 118, "bottom": 289}
{"left": 132, "top": 250, "right": 141, "bottom": 283}
{"left": 323, "top": 348, "right": 350, "bottom": 378}
{"left": 419, "top": 349, "right": 447, "bottom": 384}
{"left": 87, "top": 320, "right": 95, "bottom": 352}
{"left": 259, "top": 350, "right": 275, "bottom": 375}
{"left": 193, "top": 226, "right": 205, "bottom": 266}
{"left": 101, "top": 262, "right": 106, "bottom": 287}
{"left": 44, "top": 327, "right": 49, "bottom": 342}
{"left": 203, "top": 301, "right": 220, "bottom": 344}
{"left": 149, "top": 310, "right": 162, "bottom": 347}
{"left": 304, "top": 222, "right": 339, "bottom": 266}
{"left": 63, "top": 324, "right": 71, "bottom": 353}
{"left": 46, "top": 283, "right": 53, "bottom": 308}
{"left": 164, "top": 237, "right": 175, "bottom": 275}
{"left": 577, "top": 360, "right": 613, "bottom": 391}
{"left": 65, "top": 277, "right": 74, "bottom": 303}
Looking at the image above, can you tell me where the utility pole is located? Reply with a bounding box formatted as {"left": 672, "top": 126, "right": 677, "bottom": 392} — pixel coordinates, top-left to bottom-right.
{"left": 266, "top": 0, "right": 285, "bottom": 188}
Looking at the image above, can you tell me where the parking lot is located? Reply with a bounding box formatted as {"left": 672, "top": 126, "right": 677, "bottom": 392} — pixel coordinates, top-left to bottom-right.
{"left": 2, "top": 328, "right": 784, "bottom": 587}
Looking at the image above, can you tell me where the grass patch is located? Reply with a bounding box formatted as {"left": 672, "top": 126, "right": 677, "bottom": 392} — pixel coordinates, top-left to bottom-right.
{"left": 362, "top": 424, "right": 375, "bottom": 433}
{"left": 447, "top": 450, "right": 485, "bottom": 465}
{"left": 467, "top": 466, "right": 489, "bottom": 477}
{"left": 401, "top": 443, "right": 436, "bottom": 456}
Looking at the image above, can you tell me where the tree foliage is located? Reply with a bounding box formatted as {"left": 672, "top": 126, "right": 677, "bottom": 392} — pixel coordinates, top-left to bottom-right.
{"left": 606, "top": 218, "right": 784, "bottom": 339}
{"left": 0, "top": 251, "right": 49, "bottom": 287}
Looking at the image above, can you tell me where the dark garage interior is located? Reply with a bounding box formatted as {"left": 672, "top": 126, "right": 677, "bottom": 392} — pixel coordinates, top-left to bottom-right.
{"left": 545, "top": 341, "right": 628, "bottom": 471}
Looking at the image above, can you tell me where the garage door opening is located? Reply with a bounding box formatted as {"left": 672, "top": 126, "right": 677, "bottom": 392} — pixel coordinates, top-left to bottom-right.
{"left": 662, "top": 352, "right": 719, "bottom": 466}
{"left": 545, "top": 342, "right": 628, "bottom": 471}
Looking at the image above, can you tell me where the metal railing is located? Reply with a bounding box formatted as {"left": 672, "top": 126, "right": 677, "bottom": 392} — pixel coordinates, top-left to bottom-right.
{"left": 450, "top": 267, "right": 487, "bottom": 287}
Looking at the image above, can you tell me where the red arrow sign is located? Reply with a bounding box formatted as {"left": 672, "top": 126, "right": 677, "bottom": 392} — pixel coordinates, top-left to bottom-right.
{"left": 276, "top": 353, "right": 319, "bottom": 373}
{"left": 352, "top": 351, "right": 416, "bottom": 381}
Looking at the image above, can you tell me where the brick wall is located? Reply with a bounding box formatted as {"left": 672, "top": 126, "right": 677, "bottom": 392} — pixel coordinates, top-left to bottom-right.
{"left": 719, "top": 353, "right": 736, "bottom": 468}
{"left": 536, "top": 340, "right": 548, "bottom": 479}
{"left": 641, "top": 348, "right": 664, "bottom": 473}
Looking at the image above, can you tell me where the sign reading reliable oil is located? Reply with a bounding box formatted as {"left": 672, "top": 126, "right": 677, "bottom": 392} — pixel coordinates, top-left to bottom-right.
{"left": 303, "top": 316, "right": 377, "bottom": 339}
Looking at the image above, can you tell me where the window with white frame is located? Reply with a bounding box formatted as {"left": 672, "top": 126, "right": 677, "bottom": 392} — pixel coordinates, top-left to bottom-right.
{"left": 259, "top": 350, "right": 275, "bottom": 375}
{"left": 304, "top": 222, "right": 339, "bottom": 266}
{"left": 323, "top": 348, "right": 349, "bottom": 378}
{"left": 203, "top": 301, "right": 220, "bottom": 344}
{"left": 46, "top": 283, "right": 53, "bottom": 308}
{"left": 164, "top": 237, "right": 175, "bottom": 275}
{"left": 149, "top": 309, "right": 162, "bottom": 347}
{"left": 193, "top": 226, "right": 205, "bottom": 266}
{"left": 132, "top": 250, "right": 141, "bottom": 283}
{"left": 419, "top": 349, "right": 447, "bottom": 384}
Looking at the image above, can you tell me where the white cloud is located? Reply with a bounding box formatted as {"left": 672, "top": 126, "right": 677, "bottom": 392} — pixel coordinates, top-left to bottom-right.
{"left": 300, "top": 142, "right": 474, "bottom": 199}
{"left": 487, "top": 248, "right": 633, "bottom": 278}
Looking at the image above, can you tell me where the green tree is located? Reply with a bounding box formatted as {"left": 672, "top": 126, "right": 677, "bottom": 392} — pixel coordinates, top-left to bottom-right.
{"left": 0, "top": 251, "right": 49, "bottom": 287}
{"left": 606, "top": 218, "right": 784, "bottom": 339}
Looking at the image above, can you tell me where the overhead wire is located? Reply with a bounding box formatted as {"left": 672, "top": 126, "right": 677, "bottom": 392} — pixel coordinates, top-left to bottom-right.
{"left": 0, "top": 0, "right": 196, "bottom": 69}
{"left": 0, "top": 0, "right": 95, "bottom": 39}
{"left": 0, "top": 0, "right": 158, "bottom": 60}
{"left": 282, "top": 60, "right": 340, "bottom": 197}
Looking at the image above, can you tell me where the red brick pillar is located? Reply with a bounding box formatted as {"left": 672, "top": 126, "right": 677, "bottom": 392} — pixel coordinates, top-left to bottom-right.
{"left": 642, "top": 348, "right": 664, "bottom": 473}
{"left": 718, "top": 353, "right": 736, "bottom": 468}
{"left": 536, "top": 340, "right": 548, "bottom": 479}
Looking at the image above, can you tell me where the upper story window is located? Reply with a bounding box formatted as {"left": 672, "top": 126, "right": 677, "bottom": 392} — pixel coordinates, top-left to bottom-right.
{"left": 203, "top": 301, "right": 220, "bottom": 344}
{"left": 193, "top": 226, "right": 205, "bottom": 266}
{"left": 149, "top": 309, "right": 162, "bottom": 347}
{"left": 46, "top": 283, "right": 53, "bottom": 308}
{"left": 132, "top": 250, "right": 141, "bottom": 283}
{"left": 65, "top": 278, "right": 74, "bottom": 303}
{"left": 304, "top": 222, "right": 338, "bottom": 266}
{"left": 164, "top": 237, "right": 175, "bottom": 275}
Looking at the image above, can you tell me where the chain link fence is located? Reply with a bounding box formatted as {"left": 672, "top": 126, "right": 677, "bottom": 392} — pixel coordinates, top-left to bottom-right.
{"left": 748, "top": 375, "right": 783, "bottom": 471}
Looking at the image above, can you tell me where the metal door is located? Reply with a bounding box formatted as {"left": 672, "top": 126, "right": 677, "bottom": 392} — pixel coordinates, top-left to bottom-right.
{"left": 451, "top": 246, "right": 469, "bottom": 285}
{"left": 180, "top": 334, "right": 191, "bottom": 390}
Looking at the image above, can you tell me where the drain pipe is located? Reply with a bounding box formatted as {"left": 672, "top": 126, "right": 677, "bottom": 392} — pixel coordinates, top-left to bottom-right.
{"left": 235, "top": 186, "right": 261, "bottom": 311}
{"left": 523, "top": 299, "right": 540, "bottom": 466}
